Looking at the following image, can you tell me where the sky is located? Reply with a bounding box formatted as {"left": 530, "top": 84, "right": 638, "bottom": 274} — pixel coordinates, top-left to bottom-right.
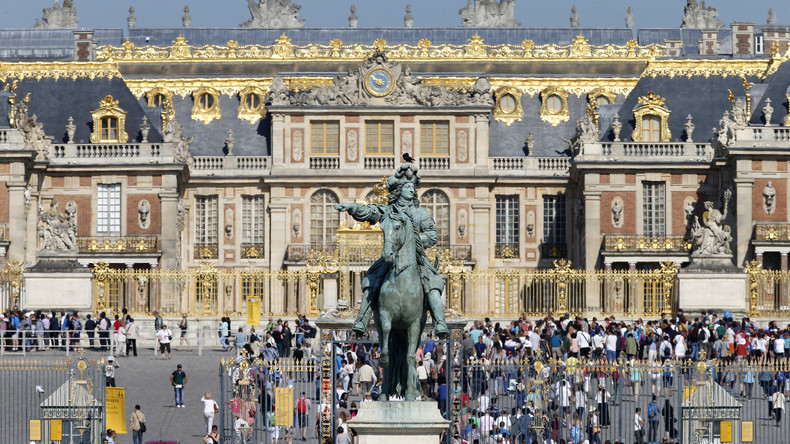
{"left": 0, "top": 0, "right": 787, "bottom": 30}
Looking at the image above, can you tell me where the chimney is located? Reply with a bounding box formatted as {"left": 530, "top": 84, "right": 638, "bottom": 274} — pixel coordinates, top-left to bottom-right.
{"left": 730, "top": 22, "right": 754, "bottom": 55}
{"left": 698, "top": 29, "right": 719, "bottom": 55}
{"left": 664, "top": 39, "right": 683, "bottom": 57}
{"left": 763, "top": 26, "right": 790, "bottom": 57}
{"left": 73, "top": 30, "right": 96, "bottom": 61}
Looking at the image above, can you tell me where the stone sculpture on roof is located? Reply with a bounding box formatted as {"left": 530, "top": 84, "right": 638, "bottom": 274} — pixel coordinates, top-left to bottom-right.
{"left": 34, "top": 0, "right": 78, "bottom": 29}
{"left": 164, "top": 119, "right": 195, "bottom": 164}
{"left": 268, "top": 51, "right": 493, "bottom": 108}
{"left": 459, "top": 0, "right": 521, "bottom": 28}
{"left": 14, "top": 96, "right": 52, "bottom": 161}
{"left": 241, "top": 0, "right": 306, "bottom": 28}
{"left": 680, "top": 0, "right": 723, "bottom": 29}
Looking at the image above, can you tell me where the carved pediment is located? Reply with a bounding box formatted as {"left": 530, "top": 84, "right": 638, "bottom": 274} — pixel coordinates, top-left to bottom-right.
{"left": 268, "top": 51, "right": 493, "bottom": 108}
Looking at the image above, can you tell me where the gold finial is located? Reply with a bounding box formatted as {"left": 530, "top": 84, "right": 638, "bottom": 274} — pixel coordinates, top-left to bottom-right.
{"left": 637, "top": 91, "right": 666, "bottom": 107}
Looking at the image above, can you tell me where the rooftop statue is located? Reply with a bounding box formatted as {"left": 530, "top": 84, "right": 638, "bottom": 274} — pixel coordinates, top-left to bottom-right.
{"left": 680, "top": 0, "right": 723, "bottom": 29}
{"left": 14, "top": 96, "right": 53, "bottom": 161}
{"left": 34, "top": 0, "right": 78, "bottom": 29}
{"left": 240, "top": 0, "right": 306, "bottom": 28}
{"left": 459, "top": 0, "right": 521, "bottom": 28}
{"left": 335, "top": 160, "right": 447, "bottom": 400}
{"left": 163, "top": 119, "right": 195, "bottom": 164}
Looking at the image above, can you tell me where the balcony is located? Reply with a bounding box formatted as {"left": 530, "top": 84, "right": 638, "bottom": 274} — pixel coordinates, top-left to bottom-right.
{"left": 419, "top": 157, "right": 450, "bottom": 170}
{"left": 603, "top": 234, "right": 690, "bottom": 254}
{"left": 495, "top": 242, "right": 519, "bottom": 259}
{"left": 77, "top": 236, "right": 160, "bottom": 253}
{"left": 577, "top": 142, "right": 712, "bottom": 163}
{"left": 309, "top": 157, "right": 340, "bottom": 169}
{"left": 50, "top": 142, "right": 171, "bottom": 164}
{"left": 285, "top": 244, "right": 337, "bottom": 262}
{"left": 735, "top": 127, "right": 790, "bottom": 147}
{"left": 425, "top": 244, "right": 473, "bottom": 262}
{"left": 488, "top": 156, "right": 571, "bottom": 176}
{"left": 364, "top": 156, "right": 395, "bottom": 170}
{"left": 754, "top": 223, "right": 790, "bottom": 243}
{"left": 194, "top": 243, "right": 219, "bottom": 259}
{"left": 285, "top": 243, "right": 473, "bottom": 264}
{"left": 541, "top": 243, "right": 567, "bottom": 259}
{"left": 191, "top": 156, "right": 271, "bottom": 176}
{"left": 241, "top": 243, "right": 266, "bottom": 259}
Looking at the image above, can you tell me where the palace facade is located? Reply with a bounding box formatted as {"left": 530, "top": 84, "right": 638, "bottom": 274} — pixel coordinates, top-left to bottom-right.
{"left": 1, "top": 1, "right": 790, "bottom": 320}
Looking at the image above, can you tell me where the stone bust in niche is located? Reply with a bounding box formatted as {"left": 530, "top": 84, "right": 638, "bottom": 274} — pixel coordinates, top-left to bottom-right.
{"left": 763, "top": 181, "right": 776, "bottom": 215}
{"left": 138, "top": 199, "right": 151, "bottom": 230}
{"left": 611, "top": 197, "right": 623, "bottom": 228}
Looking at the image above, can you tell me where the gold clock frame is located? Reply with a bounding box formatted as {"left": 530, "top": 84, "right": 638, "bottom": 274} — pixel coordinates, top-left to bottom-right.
{"left": 237, "top": 86, "right": 267, "bottom": 125}
{"left": 632, "top": 91, "right": 671, "bottom": 142}
{"left": 539, "top": 87, "right": 570, "bottom": 127}
{"left": 90, "top": 95, "right": 128, "bottom": 143}
{"left": 191, "top": 86, "right": 221, "bottom": 125}
{"left": 493, "top": 86, "right": 524, "bottom": 126}
{"left": 364, "top": 67, "right": 395, "bottom": 98}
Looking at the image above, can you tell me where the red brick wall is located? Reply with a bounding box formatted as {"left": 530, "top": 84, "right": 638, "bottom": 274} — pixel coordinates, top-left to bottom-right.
{"left": 54, "top": 195, "right": 91, "bottom": 236}
{"left": 0, "top": 182, "right": 8, "bottom": 223}
{"left": 152, "top": 176, "right": 162, "bottom": 187}
{"left": 51, "top": 177, "right": 64, "bottom": 188}
{"left": 126, "top": 194, "right": 161, "bottom": 235}
{"left": 600, "top": 191, "right": 635, "bottom": 234}
{"left": 672, "top": 194, "right": 698, "bottom": 235}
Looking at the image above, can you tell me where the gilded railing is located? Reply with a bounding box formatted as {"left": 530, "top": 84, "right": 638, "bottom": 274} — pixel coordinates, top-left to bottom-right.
{"left": 77, "top": 236, "right": 160, "bottom": 253}
{"left": 194, "top": 243, "right": 219, "bottom": 259}
{"left": 241, "top": 243, "right": 266, "bottom": 259}
{"left": 97, "top": 34, "right": 666, "bottom": 63}
{"left": 754, "top": 223, "right": 790, "bottom": 242}
{"left": 746, "top": 260, "right": 790, "bottom": 317}
{"left": 0, "top": 260, "right": 25, "bottom": 311}
{"left": 603, "top": 234, "right": 691, "bottom": 253}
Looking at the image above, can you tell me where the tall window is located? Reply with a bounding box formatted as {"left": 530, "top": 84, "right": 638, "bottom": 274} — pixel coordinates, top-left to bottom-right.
{"left": 641, "top": 115, "right": 661, "bottom": 142}
{"left": 420, "top": 121, "right": 450, "bottom": 156}
{"left": 365, "top": 120, "right": 395, "bottom": 155}
{"left": 542, "top": 195, "right": 566, "bottom": 244}
{"left": 195, "top": 196, "right": 218, "bottom": 245}
{"left": 310, "top": 121, "right": 340, "bottom": 155}
{"left": 97, "top": 184, "right": 121, "bottom": 235}
{"left": 420, "top": 190, "right": 450, "bottom": 247}
{"left": 643, "top": 182, "right": 666, "bottom": 237}
{"left": 100, "top": 116, "right": 119, "bottom": 142}
{"left": 310, "top": 190, "right": 339, "bottom": 247}
{"left": 755, "top": 35, "right": 764, "bottom": 54}
{"left": 242, "top": 196, "right": 265, "bottom": 246}
{"left": 495, "top": 195, "right": 519, "bottom": 256}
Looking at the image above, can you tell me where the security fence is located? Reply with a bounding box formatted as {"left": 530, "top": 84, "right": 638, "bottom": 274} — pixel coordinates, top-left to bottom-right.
{"left": 747, "top": 259, "right": 790, "bottom": 318}
{"left": 0, "top": 259, "right": 25, "bottom": 312}
{"left": 0, "top": 355, "right": 106, "bottom": 444}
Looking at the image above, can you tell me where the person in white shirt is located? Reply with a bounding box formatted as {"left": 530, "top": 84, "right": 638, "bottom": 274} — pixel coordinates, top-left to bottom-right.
{"left": 605, "top": 332, "right": 618, "bottom": 362}
{"left": 634, "top": 407, "right": 646, "bottom": 444}
{"left": 155, "top": 325, "right": 173, "bottom": 360}
{"left": 201, "top": 392, "right": 219, "bottom": 434}
{"left": 478, "top": 392, "right": 490, "bottom": 412}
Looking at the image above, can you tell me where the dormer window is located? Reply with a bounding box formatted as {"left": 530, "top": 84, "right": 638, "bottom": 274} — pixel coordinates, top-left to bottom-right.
{"left": 237, "top": 86, "right": 267, "bottom": 124}
{"left": 191, "top": 87, "right": 221, "bottom": 124}
{"left": 632, "top": 91, "right": 671, "bottom": 142}
{"left": 90, "top": 95, "right": 128, "bottom": 143}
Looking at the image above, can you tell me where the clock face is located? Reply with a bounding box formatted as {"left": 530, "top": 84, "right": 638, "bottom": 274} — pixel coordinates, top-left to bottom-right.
{"left": 365, "top": 68, "right": 395, "bottom": 97}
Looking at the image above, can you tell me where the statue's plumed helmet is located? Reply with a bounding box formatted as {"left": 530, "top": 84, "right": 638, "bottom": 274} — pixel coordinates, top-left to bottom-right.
{"left": 386, "top": 163, "right": 420, "bottom": 194}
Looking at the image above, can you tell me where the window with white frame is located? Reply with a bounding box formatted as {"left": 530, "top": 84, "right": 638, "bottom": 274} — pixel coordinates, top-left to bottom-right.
{"left": 242, "top": 196, "right": 265, "bottom": 246}
{"left": 755, "top": 35, "right": 764, "bottom": 54}
{"left": 642, "top": 182, "right": 666, "bottom": 237}
{"left": 195, "top": 196, "right": 218, "bottom": 245}
{"left": 310, "top": 190, "right": 339, "bottom": 247}
{"left": 97, "top": 183, "right": 121, "bottom": 235}
{"left": 542, "top": 195, "right": 566, "bottom": 244}
{"left": 495, "top": 195, "right": 519, "bottom": 256}
{"left": 420, "top": 189, "right": 450, "bottom": 247}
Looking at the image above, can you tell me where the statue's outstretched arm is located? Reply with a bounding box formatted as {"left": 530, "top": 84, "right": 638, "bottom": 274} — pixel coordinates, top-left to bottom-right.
{"left": 335, "top": 203, "right": 383, "bottom": 224}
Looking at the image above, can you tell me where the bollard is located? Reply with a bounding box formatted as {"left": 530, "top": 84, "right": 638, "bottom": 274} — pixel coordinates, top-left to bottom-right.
{"left": 198, "top": 326, "right": 203, "bottom": 357}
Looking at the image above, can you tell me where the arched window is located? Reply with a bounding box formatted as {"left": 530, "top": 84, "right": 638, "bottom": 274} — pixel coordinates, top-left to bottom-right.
{"left": 420, "top": 189, "right": 450, "bottom": 247}
{"left": 153, "top": 93, "right": 166, "bottom": 108}
{"left": 546, "top": 95, "right": 562, "bottom": 114}
{"left": 310, "top": 190, "right": 339, "bottom": 247}
{"left": 641, "top": 115, "right": 661, "bottom": 142}
{"left": 595, "top": 95, "right": 611, "bottom": 106}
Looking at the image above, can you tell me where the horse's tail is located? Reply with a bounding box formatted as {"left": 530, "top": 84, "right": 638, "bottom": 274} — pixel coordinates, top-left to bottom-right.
{"left": 385, "top": 329, "right": 411, "bottom": 398}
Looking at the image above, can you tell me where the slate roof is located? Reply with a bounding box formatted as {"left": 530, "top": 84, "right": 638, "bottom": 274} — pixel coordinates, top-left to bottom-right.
{"left": 0, "top": 29, "right": 123, "bottom": 61}
{"left": 750, "top": 61, "right": 790, "bottom": 126}
{"left": 601, "top": 74, "right": 762, "bottom": 143}
{"left": 14, "top": 77, "right": 162, "bottom": 144}
{"left": 126, "top": 27, "right": 636, "bottom": 47}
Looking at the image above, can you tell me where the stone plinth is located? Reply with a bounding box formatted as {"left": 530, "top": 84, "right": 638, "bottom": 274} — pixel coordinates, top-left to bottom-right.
{"left": 24, "top": 258, "right": 92, "bottom": 310}
{"left": 678, "top": 255, "right": 747, "bottom": 316}
{"left": 347, "top": 401, "right": 449, "bottom": 444}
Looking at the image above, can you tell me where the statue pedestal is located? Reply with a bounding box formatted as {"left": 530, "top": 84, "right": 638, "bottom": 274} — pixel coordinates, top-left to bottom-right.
{"left": 24, "top": 258, "right": 92, "bottom": 311}
{"left": 347, "top": 401, "right": 449, "bottom": 444}
{"left": 678, "top": 255, "right": 747, "bottom": 317}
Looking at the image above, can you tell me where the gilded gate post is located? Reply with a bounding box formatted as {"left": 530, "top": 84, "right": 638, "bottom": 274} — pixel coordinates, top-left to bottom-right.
{"left": 92, "top": 260, "right": 110, "bottom": 311}
{"left": 7, "top": 260, "right": 24, "bottom": 310}
{"left": 746, "top": 259, "right": 762, "bottom": 317}
{"left": 659, "top": 261, "right": 678, "bottom": 316}
{"left": 553, "top": 259, "right": 571, "bottom": 314}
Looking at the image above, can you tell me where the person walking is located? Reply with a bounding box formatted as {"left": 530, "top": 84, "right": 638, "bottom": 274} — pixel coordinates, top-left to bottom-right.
{"left": 125, "top": 318, "right": 139, "bottom": 357}
{"left": 647, "top": 394, "right": 660, "bottom": 444}
{"left": 771, "top": 386, "right": 785, "bottom": 426}
{"left": 105, "top": 356, "right": 119, "bottom": 387}
{"left": 296, "top": 391, "right": 311, "bottom": 441}
{"left": 156, "top": 324, "right": 173, "bottom": 360}
{"left": 129, "top": 404, "right": 146, "bottom": 444}
{"left": 85, "top": 314, "right": 96, "bottom": 350}
{"left": 634, "top": 407, "right": 646, "bottom": 444}
{"left": 170, "top": 364, "right": 187, "bottom": 408}
{"left": 178, "top": 314, "right": 192, "bottom": 351}
{"left": 201, "top": 392, "right": 219, "bottom": 434}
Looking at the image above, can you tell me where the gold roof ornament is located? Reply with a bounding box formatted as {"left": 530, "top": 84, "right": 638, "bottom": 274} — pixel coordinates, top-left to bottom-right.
{"left": 637, "top": 91, "right": 666, "bottom": 107}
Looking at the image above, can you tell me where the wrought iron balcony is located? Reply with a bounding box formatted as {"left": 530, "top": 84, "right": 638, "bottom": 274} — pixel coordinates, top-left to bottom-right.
{"left": 603, "top": 234, "right": 690, "bottom": 253}
{"left": 285, "top": 244, "right": 337, "bottom": 262}
{"left": 541, "top": 243, "right": 567, "bottom": 259}
{"left": 194, "top": 243, "right": 219, "bottom": 259}
{"left": 754, "top": 223, "right": 790, "bottom": 242}
{"left": 495, "top": 242, "right": 519, "bottom": 259}
{"left": 241, "top": 243, "right": 266, "bottom": 259}
{"left": 425, "top": 244, "right": 473, "bottom": 263}
{"left": 77, "top": 236, "right": 160, "bottom": 253}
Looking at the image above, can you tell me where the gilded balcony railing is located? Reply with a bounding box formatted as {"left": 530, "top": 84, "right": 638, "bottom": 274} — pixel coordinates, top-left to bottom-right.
{"left": 495, "top": 242, "right": 519, "bottom": 259}
{"left": 603, "top": 234, "right": 691, "bottom": 253}
{"left": 754, "top": 223, "right": 790, "bottom": 242}
{"left": 77, "top": 236, "right": 160, "bottom": 253}
{"left": 241, "top": 243, "right": 266, "bottom": 259}
{"left": 194, "top": 243, "right": 219, "bottom": 259}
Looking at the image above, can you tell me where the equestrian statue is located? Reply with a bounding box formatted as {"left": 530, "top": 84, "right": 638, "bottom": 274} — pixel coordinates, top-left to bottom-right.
{"left": 335, "top": 158, "right": 448, "bottom": 400}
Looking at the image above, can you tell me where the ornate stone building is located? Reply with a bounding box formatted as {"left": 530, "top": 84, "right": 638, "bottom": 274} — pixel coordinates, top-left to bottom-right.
{"left": 1, "top": 1, "right": 790, "bottom": 320}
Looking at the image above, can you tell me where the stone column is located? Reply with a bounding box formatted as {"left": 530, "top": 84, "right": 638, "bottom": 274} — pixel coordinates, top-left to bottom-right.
{"left": 473, "top": 114, "right": 490, "bottom": 174}
{"left": 756, "top": 252, "right": 763, "bottom": 265}
{"left": 734, "top": 177, "right": 754, "bottom": 266}
{"left": 603, "top": 262, "right": 613, "bottom": 313}
{"left": 159, "top": 184, "right": 181, "bottom": 270}
{"left": 125, "top": 263, "right": 135, "bottom": 311}
{"left": 286, "top": 272, "right": 297, "bottom": 315}
{"left": 7, "top": 162, "right": 27, "bottom": 263}
{"left": 471, "top": 201, "right": 491, "bottom": 315}
{"left": 583, "top": 191, "right": 601, "bottom": 270}
{"left": 269, "top": 203, "right": 288, "bottom": 314}
{"left": 270, "top": 114, "right": 286, "bottom": 174}
{"left": 629, "top": 262, "right": 639, "bottom": 315}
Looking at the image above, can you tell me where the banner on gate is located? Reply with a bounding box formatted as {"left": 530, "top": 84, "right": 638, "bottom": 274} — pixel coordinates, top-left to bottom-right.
{"left": 276, "top": 387, "right": 294, "bottom": 427}
{"left": 247, "top": 296, "right": 261, "bottom": 326}
{"left": 106, "top": 387, "right": 127, "bottom": 434}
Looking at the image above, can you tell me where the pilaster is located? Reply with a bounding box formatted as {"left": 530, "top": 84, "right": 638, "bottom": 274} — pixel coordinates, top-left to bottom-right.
{"left": 734, "top": 178, "right": 754, "bottom": 266}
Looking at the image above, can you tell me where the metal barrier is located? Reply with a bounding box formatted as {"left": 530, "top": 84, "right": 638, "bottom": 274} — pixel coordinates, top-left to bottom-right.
{"left": 0, "top": 355, "right": 106, "bottom": 443}
{"left": 219, "top": 358, "right": 322, "bottom": 443}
